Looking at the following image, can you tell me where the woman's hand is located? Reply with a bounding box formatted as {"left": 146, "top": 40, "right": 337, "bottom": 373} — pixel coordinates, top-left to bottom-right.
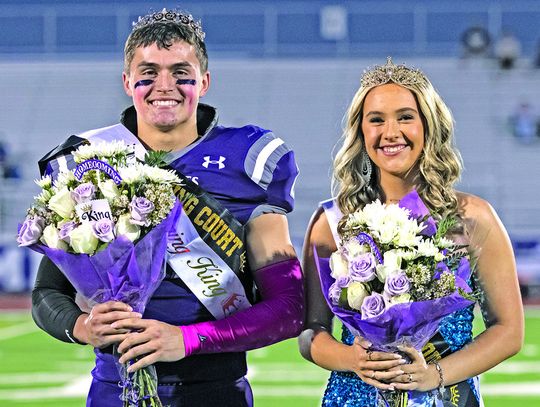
{"left": 389, "top": 345, "right": 440, "bottom": 392}
{"left": 351, "top": 338, "right": 407, "bottom": 390}
{"left": 73, "top": 301, "right": 142, "bottom": 348}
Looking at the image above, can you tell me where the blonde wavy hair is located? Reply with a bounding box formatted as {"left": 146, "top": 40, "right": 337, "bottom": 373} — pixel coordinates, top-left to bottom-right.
{"left": 333, "top": 66, "right": 462, "bottom": 221}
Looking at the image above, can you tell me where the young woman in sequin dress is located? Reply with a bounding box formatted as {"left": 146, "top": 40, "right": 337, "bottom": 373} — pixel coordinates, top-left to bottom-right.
{"left": 298, "top": 59, "right": 524, "bottom": 406}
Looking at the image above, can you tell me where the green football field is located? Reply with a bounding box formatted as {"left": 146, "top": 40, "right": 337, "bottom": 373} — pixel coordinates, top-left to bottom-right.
{"left": 0, "top": 308, "right": 538, "bottom": 407}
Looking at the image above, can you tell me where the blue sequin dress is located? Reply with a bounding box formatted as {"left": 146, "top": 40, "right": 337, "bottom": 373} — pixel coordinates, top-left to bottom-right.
{"left": 321, "top": 305, "right": 480, "bottom": 407}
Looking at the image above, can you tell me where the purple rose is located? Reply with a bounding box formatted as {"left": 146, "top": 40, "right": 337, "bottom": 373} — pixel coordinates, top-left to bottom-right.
{"left": 17, "top": 217, "right": 45, "bottom": 246}
{"left": 384, "top": 271, "right": 411, "bottom": 297}
{"left": 328, "top": 281, "right": 342, "bottom": 305}
{"left": 71, "top": 183, "right": 96, "bottom": 204}
{"left": 349, "top": 253, "right": 377, "bottom": 282}
{"left": 129, "top": 196, "right": 155, "bottom": 226}
{"left": 335, "top": 275, "right": 351, "bottom": 288}
{"left": 92, "top": 218, "right": 115, "bottom": 242}
{"left": 361, "top": 292, "right": 386, "bottom": 320}
{"left": 58, "top": 221, "right": 78, "bottom": 243}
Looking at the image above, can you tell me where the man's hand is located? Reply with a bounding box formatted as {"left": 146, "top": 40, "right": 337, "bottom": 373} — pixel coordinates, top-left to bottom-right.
{"left": 74, "top": 301, "right": 142, "bottom": 348}
{"left": 112, "top": 319, "right": 186, "bottom": 373}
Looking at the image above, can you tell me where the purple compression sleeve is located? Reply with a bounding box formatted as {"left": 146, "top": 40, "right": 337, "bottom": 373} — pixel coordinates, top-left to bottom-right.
{"left": 180, "top": 258, "right": 304, "bottom": 356}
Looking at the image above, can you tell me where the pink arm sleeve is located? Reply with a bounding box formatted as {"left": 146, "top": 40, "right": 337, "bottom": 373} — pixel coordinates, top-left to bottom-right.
{"left": 180, "top": 258, "right": 304, "bottom": 356}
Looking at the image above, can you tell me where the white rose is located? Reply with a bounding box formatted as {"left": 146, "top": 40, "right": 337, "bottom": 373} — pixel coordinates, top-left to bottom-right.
{"left": 376, "top": 264, "right": 394, "bottom": 283}
{"left": 116, "top": 214, "right": 141, "bottom": 242}
{"left": 48, "top": 187, "right": 75, "bottom": 219}
{"left": 383, "top": 249, "right": 402, "bottom": 271}
{"left": 99, "top": 179, "right": 120, "bottom": 201}
{"left": 69, "top": 222, "right": 99, "bottom": 254}
{"left": 347, "top": 281, "right": 369, "bottom": 311}
{"left": 329, "top": 251, "right": 349, "bottom": 279}
{"left": 41, "top": 224, "right": 68, "bottom": 250}
{"left": 387, "top": 293, "right": 412, "bottom": 305}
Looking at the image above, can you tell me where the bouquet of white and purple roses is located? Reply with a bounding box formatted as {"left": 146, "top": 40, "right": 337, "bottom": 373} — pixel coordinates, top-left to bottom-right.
{"left": 17, "top": 140, "right": 182, "bottom": 407}
{"left": 317, "top": 190, "right": 476, "bottom": 407}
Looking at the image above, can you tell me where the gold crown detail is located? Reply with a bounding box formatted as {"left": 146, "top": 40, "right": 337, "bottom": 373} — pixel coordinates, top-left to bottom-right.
{"left": 360, "top": 57, "right": 427, "bottom": 88}
{"left": 132, "top": 8, "right": 206, "bottom": 42}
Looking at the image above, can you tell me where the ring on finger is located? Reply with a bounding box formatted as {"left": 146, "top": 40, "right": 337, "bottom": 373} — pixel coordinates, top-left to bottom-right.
{"left": 370, "top": 371, "right": 376, "bottom": 380}
{"left": 366, "top": 349, "right": 373, "bottom": 361}
{"left": 407, "top": 373, "right": 413, "bottom": 383}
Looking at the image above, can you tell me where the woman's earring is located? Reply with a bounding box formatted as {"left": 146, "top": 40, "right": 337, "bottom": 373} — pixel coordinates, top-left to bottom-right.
{"left": 361, "top": 149, "right": 372, "bottom": 183}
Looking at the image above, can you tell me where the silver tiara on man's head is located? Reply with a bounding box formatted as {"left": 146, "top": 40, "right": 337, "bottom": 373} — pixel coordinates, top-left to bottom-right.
{"left": 360, "top": 57, "right": 427, "bottom": 88}
{"left": 132, "top": 8, "right": 206, "bottom": 42}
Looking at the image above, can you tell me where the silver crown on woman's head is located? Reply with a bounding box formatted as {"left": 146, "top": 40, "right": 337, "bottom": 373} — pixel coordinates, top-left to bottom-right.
{"left": 132, "top": 8, "right": 206, "bottom": 42}
{"left": 360, "top": 57, "right": 427, "bottom": 88}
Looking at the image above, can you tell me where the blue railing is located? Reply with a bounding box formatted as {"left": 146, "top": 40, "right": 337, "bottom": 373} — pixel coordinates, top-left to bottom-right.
{"left": 0, "top": 1, "right": 539, "bottom": 58}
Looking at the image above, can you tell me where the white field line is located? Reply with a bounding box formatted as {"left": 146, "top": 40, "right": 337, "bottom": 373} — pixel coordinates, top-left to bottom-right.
{"left": 481, "top": 382, "right": 540, "bottom": 396}
{"left": 0, "top": 321, "right": 38, "bottom": 341}
{"left": 0, "top": 375, "right": 91, "bottom": 400}
{"left": 490, "top": 360, "right": 540, "bottom": 374}
{"left": 0, "top": 372, "right": 83, "bottom": 385}
{"left": 1, "top": 362, "right": 540, "bottom": 401}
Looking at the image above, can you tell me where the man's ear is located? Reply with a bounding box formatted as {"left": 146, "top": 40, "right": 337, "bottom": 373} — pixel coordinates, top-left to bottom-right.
{"left": 199, "top": 71, "right": 211, "bottom": 97}
{"left": 122, "top": 71, "right": 133, "bottom": 97}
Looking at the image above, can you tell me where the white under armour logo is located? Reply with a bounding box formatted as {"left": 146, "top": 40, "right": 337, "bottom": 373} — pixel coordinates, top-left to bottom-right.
{"left": 202, "top": 155, "right": 226, "bottom": 169}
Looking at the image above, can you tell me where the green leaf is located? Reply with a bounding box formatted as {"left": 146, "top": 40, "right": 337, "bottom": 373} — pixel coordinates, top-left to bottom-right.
{"left": 144, "top": 150, "right": 169, "bottom": 168}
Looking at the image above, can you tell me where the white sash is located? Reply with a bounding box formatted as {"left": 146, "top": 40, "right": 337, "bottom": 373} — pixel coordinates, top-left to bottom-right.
{"left": 320, "top": 198, "right": 342, "bottom": 246}
{"left": 82, "top": 124, "right": 251, "bottom": 319}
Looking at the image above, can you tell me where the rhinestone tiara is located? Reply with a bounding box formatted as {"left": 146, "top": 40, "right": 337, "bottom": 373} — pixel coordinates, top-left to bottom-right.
{"left": 360, "top": 57, "right": 427, "bottom": 88}
{"left": 132, "top": 8, "right": 206, "bottom": 42}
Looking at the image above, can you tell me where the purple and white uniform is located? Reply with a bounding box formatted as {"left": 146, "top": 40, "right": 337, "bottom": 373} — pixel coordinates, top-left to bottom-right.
{"left": 40, "top": 103, "right": 300, "bottom": 406}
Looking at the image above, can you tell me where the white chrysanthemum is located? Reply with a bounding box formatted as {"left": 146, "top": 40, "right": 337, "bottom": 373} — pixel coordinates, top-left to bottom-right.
{"left": 72, "top": 144, "right": 97, "bottom": 163}
{"left": 437, "top": 236, "right": 455, "bottom": 249}
{"left": 417, "top": 239, "right": 441, "bottom": 258}
{"left": 141, "top": 165, "right": 181, "bottom": 183}
{"left": 118, "top": 164, "right": 145, "bottom": 184}
{"left": 346, "top": 210, "right": 367, "bottom": 229}
{"left": 54, "top": 170, "right": 76, "bottom": 189}
{"left": 34, "top": 189, "right": 53, "bottom": 205}
{"left": 384, "top": 203, "right": 411, "bottom": 224}
{"left": 362, "top": 200, "right": 387, "bottom": 229}
{"left": 399, "top": 249, "right": 419, "bottom": 261}
{"left": 73, "top": 140, "right": 130, "bottom": 162}
{"left": 343, "top": 239, "right": 369, "bottom": 257}
{"left": 373, "top": 218, "right": 399, "bottom": 244}
{"left": 35, "top": 175, "right": 52, "bottom": 188}
{"left": 394, "top": 219, "right": 423, "bottom": 247}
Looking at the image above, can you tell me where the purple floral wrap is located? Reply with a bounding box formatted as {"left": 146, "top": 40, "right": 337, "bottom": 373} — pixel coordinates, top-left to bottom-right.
{"left": 29, "top": 200, "right": 182, "bottom": 313}
{"left": 316, "top": 254, "right": 474, "bottom": 351}
{"left": 317, "top": 190, "right": 475, "bottom": 351}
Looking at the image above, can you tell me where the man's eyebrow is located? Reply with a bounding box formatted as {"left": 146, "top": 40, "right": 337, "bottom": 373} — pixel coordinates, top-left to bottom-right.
{"left": 136, "top": 61, "right": 158, "bottom": 69}
{"left": 136, "top": 61, "right": 193, "bottom": 70}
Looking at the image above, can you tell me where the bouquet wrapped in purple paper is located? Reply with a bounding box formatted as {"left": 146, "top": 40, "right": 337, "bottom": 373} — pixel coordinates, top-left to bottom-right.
{"left": 17, "top": 141, "right": 183, "bottom": 407}
{"left": 316, "top": 190, "right": 476, "bottom": 406}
